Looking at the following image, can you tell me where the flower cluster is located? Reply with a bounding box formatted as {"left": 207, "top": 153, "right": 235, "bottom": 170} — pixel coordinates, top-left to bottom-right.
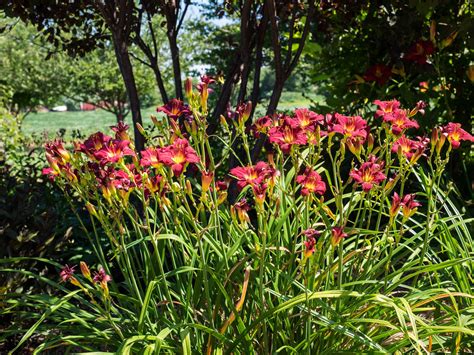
{"left": 43, "top": 122, "right": 202, "bottom": 204}
{"left": 374, "top": 100, "right": 419, "bottom": 135}
{"left": 390, "top": 193, "right": 422, "bottom": 219}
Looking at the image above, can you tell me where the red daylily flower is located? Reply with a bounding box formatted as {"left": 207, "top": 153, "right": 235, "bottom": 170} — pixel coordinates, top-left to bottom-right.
{"left": 93, "top": 268, "right": 112, "bottom": 284}
{"left": 288, "top": 108, "right": 324, "bottom": 131}
{"left": 60, "top": 264, "right": 76, "bottom": 282}
{"left": 331, "top": 114, "right": 368, "bottom": 140}
{"left": 374, "top": 99, "right": 401, "bottom": 119}
{"left": 404, "top": 40, "right": 435, "bottom": 65}
{"left": 364, "top": 64, "right": 392, "bottom": 85}
{"left": 110, "top": 121, "right": 130, "bottom": 141}
{"left": 296, "top": 167, "right": 326, "bottom": 196}
{"left": 252, "top": 183, "right": 267, "bottom": 209}
{"left": 232, "top": 198, "right": 251, "bottom": 224}
{"left": 160, "top": 138, "right": 200, "bottom": 176}
{"left": 390, "top": 192, "right": 402, "bottom": 218}
{"left": 157, "top": 99, "right": 191, "bottom": 120}
{"left": 268, "top": 120, "right": 307, "bottom": 154}
{"left": 93, "top": 139, "right": 135, "bottom": 164}
{"left": 384, "top": 109, "right": 419, "bottom": 135}
{"left": 140, "top": 147, "right": 162, "bottom": 168}
{"left": 349, "top": 155, "right": 386, "bottom": 192}
{"left": 77, "top": 132, "right": 112, "bottom": 157}
{"left": 401, "top": 194, "right": 421, "bottom": 219}
{"left": 441, "top": 123, "right": 474, "bottom": 149}
{"left": 196, "top": 75, "right": 216, "bottom": 94}
{"left": 391, "top": 135, "right": 426, "bottom": 159}
{"left": 45, "top": 139, "right": 71, "bottom": 163}
{"left": 216, "top": 180, "right": 228, "bottom": 191}
{"left": 302, "top": 228, "right": 320, "bottom": 257}
{"left": 331, "top": 227, "right": 348, "bottom": 247}
{"left": 250, "top": 115, "right": 274, "bottom": 138}
{"left": 230, "top": 161, "right": 270, "bottom": 189}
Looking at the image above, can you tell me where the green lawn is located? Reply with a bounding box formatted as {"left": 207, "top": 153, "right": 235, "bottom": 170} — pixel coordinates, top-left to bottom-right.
{"left": 22, "top": 107, "right": 159, "bottom": 139}
{"left": 22, "top": 92, "right": 321, "bottom": 139}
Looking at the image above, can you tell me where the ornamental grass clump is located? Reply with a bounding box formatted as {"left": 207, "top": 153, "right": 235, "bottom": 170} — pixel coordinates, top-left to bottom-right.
{"left": 2, "top": 76, "right": 474, "bottom": 353}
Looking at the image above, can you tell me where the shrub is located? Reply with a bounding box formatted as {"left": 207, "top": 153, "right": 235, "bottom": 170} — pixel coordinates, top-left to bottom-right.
{"left": 2, "top": 79, "right": 474, "bottom": 353}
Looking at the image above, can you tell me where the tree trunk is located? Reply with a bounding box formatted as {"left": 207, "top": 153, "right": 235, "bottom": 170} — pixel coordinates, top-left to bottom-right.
{"left": 151, "top": 60, "right": 169, "bottom": 104}
{"left": 266, "top": 80, "right": 285, "bottom": 115}
{"left": 112, "top": 35, "right": 145, "bottom": 152}
{"left": 168, "top": 33, "right": 183, "bottom": 99}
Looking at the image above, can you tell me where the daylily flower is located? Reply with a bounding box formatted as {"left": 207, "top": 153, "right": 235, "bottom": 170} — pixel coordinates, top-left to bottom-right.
{"left": 250, "top": 115, "right": 273, "bottom": 138}
{"left": 110, "top": 121, "right": 130, "bottom": 141}
{"left": 157, "top": 98, "right": 191, "bottom": 120}
{"left": 216, "top": 180, "right": 228, "bottom": 191}
{"left": 93, "top": 268, "right": 112, "bottom": 296}
{"left": 349, "top": 155, "right": 386, "bottom": 192}
{"left": 331, "top": 227, "right": 348, "bottom": 247}
{"left": 60, "top": 264, "right": 76, "bottom": 282}
{"left": 374, "top": 99, "right": 401, "bottom": 119}
{"left": 230, "top": 161, "right": 269, "bottom": 189}
{"left": 93, "top": 268, "right": 112, "bottom": 284}
{"left": 93, "top": 139, "right": 135, "bottom": 164}
{"left": 302, "top": 228, "right": 320, "bottom": 257}
{"left": 391, "top": 135, "right": 426, "bottom": 160}
{"left": 144, "top": 174, "right": 164, "bottom": 196}
{"left": 235, "top": 101, "right": 252, "bottom": 126}
{"left": 201, "top": 170, "right": 214, "bottom": 193}
{"left": 160, "top": 138, "right": 200, "bottom": 176}
{"left": 384, "top": 109, "right": 419, "bottom": 135}
{"left": 363, "top": 64, "right": 392, "bottom": 85}
{"left": 268, "top": 120, "right": 307, "bottom": 154}
{"left": 331, "top": 114, "right": 368, "bottom": 140}
{"left": 231, "top": 198, "right": 251, "bottom": 225}
{"left": 296, "top": 167, "right": 326, "bottom": 196}
{"left": 404, "top": 40, "right": 435, "bottom": 65}
{"left": 441, "top": 123, "right": 474, "bottom": 149}
{"left": 196, "top": 75, "right": 215, "bottom": 94}
{"left": 288, "top": 108, "right": 324, "bottom": 131}
{"left": 252, "top": 183, "right": 267, "bottom": 209}
{"left": 401, "top": 194, "right": 422, "bottom": 219}
{"left": 77, "top": 132, "right": 112, "bottom": 157}
{"left": 45, "top": 139, "right": 71, "bottom": 163}
{"left": 140, "top": 147, "right": 162, "bottom": 168}
{"left": 390, "top": 192, "right": 402, "bottom": 218}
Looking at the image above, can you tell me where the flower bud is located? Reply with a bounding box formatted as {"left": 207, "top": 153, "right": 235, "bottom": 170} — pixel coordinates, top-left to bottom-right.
{"left": 367, "top": 133, "right": 374, "bottom": 153}
{"left": 185, "top": 77, "right": 193, "bottom": 98}
{"left": 85, "top": 202, "right": 97, "bottom": 217}
{"left": 186, "top": 179, "right": 193, "bottom": 196}
{"left": 430, "top": 20, "right": 436, "bottom": 44}
{"left": 441, "top": 31, "right": 458, "bottom": 49}
{"left": 136, "top": 123, "right": 146, "bottom": 136}
{"left": 467, "top": 65, "right": 474, "bottom": 83}
{"left": 80, "top": 261, "right": 92, "bottom": 281}
{"left": 217, "top": 191, "right": 227, "bottom": 205}
{"left": 150, "top": 115, "right": 161, "bottom": 128}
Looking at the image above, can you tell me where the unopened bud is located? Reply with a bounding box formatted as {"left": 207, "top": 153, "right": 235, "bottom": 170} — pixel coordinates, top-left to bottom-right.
{"left": 367, "top": 133, "right": 374, "bottom": 153}
{"left": 185, "top": 77, "right": 193, "bottom": 98}
{"left": 441, "top": 31, "right": 458, "bottom": 49}
{"left": 150, "top": 115, "right": 160, "bottom": 128}
{"left": 430, "top": 20, "right": 436, "bottom": 44}
{"left": 85, "top": 202, "right": 97, "bottom": 217}
{"left": 136, "top": 123, "right": 146, "bottom": 136}
{"left": 186, "top": 179, "right": 193, "bottom": 196}
{"left": 80, "top": 261, "right": 92, "bottom": 281}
